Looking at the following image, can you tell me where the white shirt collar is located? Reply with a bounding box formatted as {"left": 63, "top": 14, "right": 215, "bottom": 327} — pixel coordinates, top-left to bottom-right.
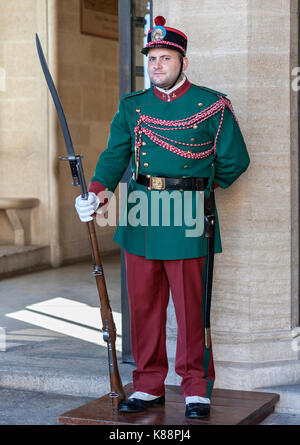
{"left": 155, "top": 74, "right": 187, "bottom": 97}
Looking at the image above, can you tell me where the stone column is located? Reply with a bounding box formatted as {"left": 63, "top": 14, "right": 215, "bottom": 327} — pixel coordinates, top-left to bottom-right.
{"left": 153, "top": 0, "right": 300, "bottom": 390}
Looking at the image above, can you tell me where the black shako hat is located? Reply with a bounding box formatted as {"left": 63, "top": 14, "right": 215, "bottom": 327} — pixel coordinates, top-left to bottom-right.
{"left": 141, "top": 16, "right": 187, "bottom": 56}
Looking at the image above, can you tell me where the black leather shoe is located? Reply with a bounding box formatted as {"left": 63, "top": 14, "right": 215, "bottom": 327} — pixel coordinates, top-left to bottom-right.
{"left": 118, "top": 395, "right": 165, "bottom": 413}
{"left": 185, "top": 403, "right": 210, "bottom": 419}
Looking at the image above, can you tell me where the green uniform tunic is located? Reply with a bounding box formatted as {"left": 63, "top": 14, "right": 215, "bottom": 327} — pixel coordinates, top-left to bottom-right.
{"left": 90, "top": 81, "right": 250, "bottom": 260}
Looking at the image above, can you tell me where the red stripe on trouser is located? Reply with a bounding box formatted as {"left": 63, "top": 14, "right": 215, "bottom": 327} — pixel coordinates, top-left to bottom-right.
{"left": 125, "top": 251, "right": 215, "bottom": 398}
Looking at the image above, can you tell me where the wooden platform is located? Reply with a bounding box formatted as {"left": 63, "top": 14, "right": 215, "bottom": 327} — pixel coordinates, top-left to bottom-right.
{"left": 57, "top": 383, "right": 279, "bottom": 425}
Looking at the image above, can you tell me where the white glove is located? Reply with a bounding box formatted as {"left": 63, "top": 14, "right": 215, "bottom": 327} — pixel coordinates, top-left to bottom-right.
{"left": 75, "top": 192, "right": 100, "bottom": 222}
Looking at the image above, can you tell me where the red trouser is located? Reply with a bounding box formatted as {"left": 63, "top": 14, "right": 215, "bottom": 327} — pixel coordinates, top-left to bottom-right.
{"left": 125, "top": 251, "right": 215, "bottom": 399}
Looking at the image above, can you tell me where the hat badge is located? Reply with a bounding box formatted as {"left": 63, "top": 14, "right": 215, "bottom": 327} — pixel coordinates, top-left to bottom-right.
{"left": 151, "top": 16, "right": 166, "bottom": 42}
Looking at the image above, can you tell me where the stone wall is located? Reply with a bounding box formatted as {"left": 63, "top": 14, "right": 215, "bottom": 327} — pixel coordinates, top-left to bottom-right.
{"left": 153, "top": 0, "right": 300, "bottom": 390}
{"left": 0, "top": 0, "right": 49, "bottom": 247}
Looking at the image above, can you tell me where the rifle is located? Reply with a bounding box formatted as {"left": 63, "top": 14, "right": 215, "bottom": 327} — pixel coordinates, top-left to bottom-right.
{"left": 35, "top": 34, "right": 125, "bottom": 410}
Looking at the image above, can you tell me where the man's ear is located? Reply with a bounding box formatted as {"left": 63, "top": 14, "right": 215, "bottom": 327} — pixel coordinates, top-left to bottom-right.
{"left": 182, "top": 57, "right": 189, "bottom": 72}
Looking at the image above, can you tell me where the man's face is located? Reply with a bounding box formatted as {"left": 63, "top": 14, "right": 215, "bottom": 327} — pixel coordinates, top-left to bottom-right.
{"left": 147, "top": 48, "right": 188, "bottom": 89}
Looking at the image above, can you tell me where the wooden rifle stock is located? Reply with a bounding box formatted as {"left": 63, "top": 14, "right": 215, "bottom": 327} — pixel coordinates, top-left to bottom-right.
{"left": 86, "top": 220, "right": 125, "bottom": 411}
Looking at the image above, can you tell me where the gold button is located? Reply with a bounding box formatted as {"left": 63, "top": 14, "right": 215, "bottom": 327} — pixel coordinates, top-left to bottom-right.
{"left": 136, "top": 108, "right": 141, "bottom": 112}
{"left": 184, "top": 165, "right": 189, "bottom": 169}
{"left": 142, "top": 151, "right": 147, "bottom": 156}
{"left": 190, "top": 138, "right": 195, "bottom": 143}
{"left": 193, "top": 125, "right": 198, "bottom": 130}
{"left": 179, "top": 189, "right": 184, "bottom": 192}
{"left": 142, "top": 142, "right": 146, "bottom": 146}
{"left": 146, "top": 174, "right": 151, "bottom": 178}
{"left": 198, "top": 102, "right": 204, "bottom": 107}
{"left": 144, "top": 163, "right": 149, "bottom": 168}
{"left": 147, "top": 187, "right": 151, "bottom": 191}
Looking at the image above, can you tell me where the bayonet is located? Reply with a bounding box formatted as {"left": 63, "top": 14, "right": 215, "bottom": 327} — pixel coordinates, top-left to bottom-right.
{"left": 35, "top": 34, "right": 87, "bottom": 194}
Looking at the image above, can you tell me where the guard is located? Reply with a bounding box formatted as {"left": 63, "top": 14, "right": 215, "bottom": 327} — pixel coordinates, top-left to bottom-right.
{"left": 75, "top": 16, "right": 250, "bottom": 419}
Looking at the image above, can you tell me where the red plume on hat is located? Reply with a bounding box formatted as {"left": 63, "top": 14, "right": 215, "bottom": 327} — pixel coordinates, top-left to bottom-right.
{"left": 141, "top": 16, "right": 188, "bottom": 56}
{"left": 154, "top": 16, "right": 166, "bottom": 27}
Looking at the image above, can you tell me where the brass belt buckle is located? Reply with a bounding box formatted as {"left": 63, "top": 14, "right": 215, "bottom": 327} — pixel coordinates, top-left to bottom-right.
{"left": 150, "top": 176, "right": 166, "bottom": 190}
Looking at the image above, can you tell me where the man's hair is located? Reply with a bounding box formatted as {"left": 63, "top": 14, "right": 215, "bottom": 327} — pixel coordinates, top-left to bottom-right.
{"left": 146, "top": 47, "right": 185, "bottom": 60}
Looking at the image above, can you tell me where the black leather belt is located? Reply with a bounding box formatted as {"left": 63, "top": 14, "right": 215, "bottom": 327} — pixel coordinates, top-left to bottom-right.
{"left": 134, "top": 174, "right": 208, "bottom": 191}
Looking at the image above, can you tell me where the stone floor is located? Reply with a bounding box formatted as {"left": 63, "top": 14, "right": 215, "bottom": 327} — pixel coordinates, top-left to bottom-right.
{"left": 0, "top": 387, "right": 94, "bottom": 425}
{"left": 0, "top": 253, "right": 134, "bottom": 398}
{"left": 260, "top": 411, "right": 300, "bottom": 425}
{"left": 0, "top": 254, "right": 299, "bottom": 425}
